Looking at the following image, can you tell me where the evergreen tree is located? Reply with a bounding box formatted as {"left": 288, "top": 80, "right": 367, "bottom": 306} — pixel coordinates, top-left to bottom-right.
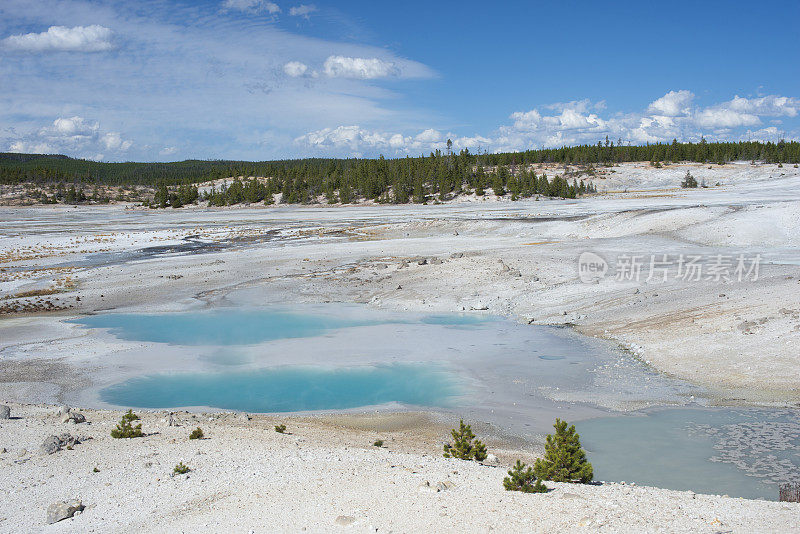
{"left": 533, "top": 419, "right": 593, "bottom": 483}
{"left": 111, "top": 409, "right": 143, "bottom": 439}
{"left": 503, "top": 460, "right": 548, "bottom": 493}
{"left": 443, "top": 420, "right": 488, "bottom": 461}
{"left": 681, "top": 169, "right": 698, "bottom": 188}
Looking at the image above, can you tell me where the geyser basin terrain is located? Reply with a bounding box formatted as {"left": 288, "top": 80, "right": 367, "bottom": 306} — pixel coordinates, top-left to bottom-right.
{"left": 70, "top": 304, "right": 700, "bottom": 428}
{"left": 67, "top": 304, "right": 800, "bottom": 499}
{"left": 578, "top": 408, "right": 800, "bottom": 500}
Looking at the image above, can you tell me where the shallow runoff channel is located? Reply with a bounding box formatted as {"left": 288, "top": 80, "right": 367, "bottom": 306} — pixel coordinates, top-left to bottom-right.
{"left": 67, "top": 302, "right": 799, "bottom": 500}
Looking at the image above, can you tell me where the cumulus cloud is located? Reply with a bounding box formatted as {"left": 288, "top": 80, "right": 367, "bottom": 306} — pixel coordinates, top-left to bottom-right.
{"left": 724, "top": 95, "right": 799, "bottom": 117}
{"left": 694, "top": 108, "right": 761, "bottom": 129}
{"left": 7, "top": 116, "right": 132, "bottom": 160}
{"left": 223, "top": 0, "right": 281, "bottom": 14}
{"left": 283, "top": 61, "right": 309, "bottom": 77}
{"left": 289, "top": 4, "right": 317, "bottom": 17}
{"left": 323, "top": 56, "right": 399, "bottom": 79}
{"left": 2, "top": 25, "right": 115, "bottom": 53}
{"left": 295, "top": 89, "right": 798, "bottom": 157}
{"left": 296, "top": 125, "right": 491, "bottom": 155}
{"left": 647, "top": 90, "right": 694, "bottom": 117}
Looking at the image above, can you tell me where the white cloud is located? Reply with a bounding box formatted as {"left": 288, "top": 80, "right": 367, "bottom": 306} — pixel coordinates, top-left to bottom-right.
{"left": 647, "top": 90, "right": 694, "bottom": 117}
{"left": 101, "top": 132, "right": 133, "bottom": 151}
{"left": 694, "top": 108, "right": 761, "bottom": 129}
{"left": 7, "top": 116, "right": 132, "bottom": 160}
{"left": 2, "top": 25, "right": 114, "bottom": 53}
{"left": 159, "top": 146, "right": 178, "bottom": 156}
{"left": 283, "top": 61, "right": 309, "bottom": 77}
{"left": 323, "top": 56, "right": 399, "bottom": 79}
{"left": 223, "top": 0, "right": 281, "bottom": 14}
{"left": 510, "top": 109, "right": 541, "bottom": 130}
{"left": 294, "top": 89, "right": 799, "bottom": 157}
{"left": 51, "top": 116, "right": 99, "bottom": 137}
{"left": 289, "top": 4, "right": 316, "bottom": 17}
{"left": 725, "top": 95, "right": 799, "bottom": 117}
{"left": 414, "top": 129, "right": 442, "bottom": 143}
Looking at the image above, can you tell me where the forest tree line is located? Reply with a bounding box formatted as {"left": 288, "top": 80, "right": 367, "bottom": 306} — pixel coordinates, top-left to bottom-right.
{"left": 0, "top": 139, "right": 798, "bottom": 206}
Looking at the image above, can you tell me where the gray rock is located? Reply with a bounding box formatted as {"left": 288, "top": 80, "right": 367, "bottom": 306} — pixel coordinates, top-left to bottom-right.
{"left": 39, "top": 433, "right": 80, "bottom": 455}
{"left": 58, "top": 405, "right": 71, "bottom": 417}
{"left": 61, "top": 411, "right": 86, "bottom": 424}
{"left": 449, "top": 252, "right": 464, "bottom": 259}
{"left": 334, "top": 515, "right": 356, "bottom": 527}
{"left": 167, "top": 412, "right": 180, "bottom": 426}
{"left": 39, "top": 435, "right": 62, "bottom": 455}
{"left": 46, "top": 500, "right": 84, "bottom": 524}
{"left": 417, "top": 259, "right": 428, "bottom": 265}
{"left": 0, "top": 405, "right": 10, "bottom": 419}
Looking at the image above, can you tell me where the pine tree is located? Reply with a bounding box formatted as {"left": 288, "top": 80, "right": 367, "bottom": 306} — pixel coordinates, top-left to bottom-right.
{"left": 111, "top": 409, "right": 143, "bottom": 439}
{"left": 443, "top": 420, "right": 488, "bottom": 461}
{"left": 503, "top": 460, "right": 548, "bottom": 493}
{"left": 533, "top": 419, "right": 593, "bottom": 483}
{"left": 681, "top": 169, "right": 698, "bottom": 188}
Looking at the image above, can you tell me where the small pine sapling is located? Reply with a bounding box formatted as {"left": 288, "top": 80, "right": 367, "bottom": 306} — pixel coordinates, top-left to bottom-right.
{"left": 173, "top": 461, "right": 190, "bottom": 475}
{"left": 373, "top": 439, "right": 384, "bottom": 447}
{"left": 189, "top": 427, "right": 204, "bottom": 440}
{"left": 111, "top": 409, "right": 143, "bottom": 439}
{"left": 443, "top": 420, "right": 488, "bottom": 461}
{"left": 274, "top": 424, "right": 287, "bottom": 434}
{"left": 533, "top": 419, "right": 593, "bottom": 483}
{"left": 503, "top": 460, "right": 548, "bottom": 493}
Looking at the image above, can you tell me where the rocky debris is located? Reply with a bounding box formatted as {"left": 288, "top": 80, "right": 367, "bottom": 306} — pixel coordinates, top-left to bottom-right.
{"left": 0, "top": 405, "right": 10, "bottom": 419}
{"left": 59, "top": 407, "right": 86, "bottom": 424}
{"left": 418, "top": 480, "right": 455, "bottom": 493}
{"left": 46, "top": 500, "right": 84, "bottom": 524}
{"left": 238, "top": 412, "right": 251, "bottom": 422}
{"left": 508, "top": 269, "right": 522, "bottom": 277}
{"left": 430, "top": 257, "right": 443, "bottom": 265}
{"left": 417, "top": 259, "right": 428, "bottom": 265}
{"left": 397, "top": 260, "right": 408, "bottom": 269}
{"left": 483, "top": 453, "right": 498, "bottom": 465}
{"left": 449, "top": 252, "right": 464, "bottom": 259}
{"left": 167, "top": 412, "right": 181, "bottom": 426}
{"left": 334, "top": 515, "right": 356, "bottom": 527}
{"left": 39, "top": 433, "right": 80, "bottom": 455}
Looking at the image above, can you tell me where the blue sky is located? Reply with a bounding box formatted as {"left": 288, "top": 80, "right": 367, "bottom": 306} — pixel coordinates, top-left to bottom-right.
{"left": 1, "top": 0, "right": 798, "bottom": 161}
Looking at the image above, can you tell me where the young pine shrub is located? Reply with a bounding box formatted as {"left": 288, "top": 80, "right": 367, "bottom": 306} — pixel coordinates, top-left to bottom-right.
{"left": 503, "top": 460, "right": 548, "bottom": 493}
{"left": 173, "top": 461, "right": 190, "bottom": 475}
{"left": 373, "top": 439, "right": 384, "bottom": 448}
{"left": 189, "top": 427, "right": 204, "bottom": 440}
{"left": 443, "top": 420, "right": 488, "bottom": 461}
{"left": 533, "top": 419, "right": 593, "bottom": 483}
{"left": 274, "top": 424, "right": 287, "bottom": 434}
{"left": 681, "top": 170, "right": 698, "bottom": 188}
{"left": 110, "top": 409, "right": 143, "bottom": 439}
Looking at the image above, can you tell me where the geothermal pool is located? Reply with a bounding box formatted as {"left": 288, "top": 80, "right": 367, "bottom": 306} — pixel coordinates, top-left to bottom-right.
{"left": 71, "top": 304, "right": 799, "bottom": 499}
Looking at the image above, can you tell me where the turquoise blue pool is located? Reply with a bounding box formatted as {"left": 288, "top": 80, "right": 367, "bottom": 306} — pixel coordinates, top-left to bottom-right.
{"left": 71, "top": 305, "right": 800, "bottom": 500}
{"left": 101, "top": 363, "right": 459, "bottom": 412}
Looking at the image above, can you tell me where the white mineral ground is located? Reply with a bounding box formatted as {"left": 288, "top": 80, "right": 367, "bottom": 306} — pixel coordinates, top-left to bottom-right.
{"left": 1, "top": 161, "right": 799, "bottom": 532}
